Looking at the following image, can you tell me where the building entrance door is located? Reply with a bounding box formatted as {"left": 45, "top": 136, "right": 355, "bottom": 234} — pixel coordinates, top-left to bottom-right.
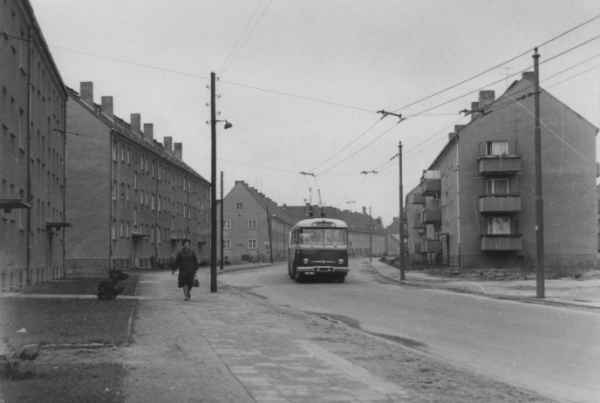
{"left": 440, "top": 233, "right": 450, "bottom": 266}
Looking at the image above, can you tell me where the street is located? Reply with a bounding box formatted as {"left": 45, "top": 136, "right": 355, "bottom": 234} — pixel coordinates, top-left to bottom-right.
{"left": 222, "top": 260, "right": 600, "bottom": 403}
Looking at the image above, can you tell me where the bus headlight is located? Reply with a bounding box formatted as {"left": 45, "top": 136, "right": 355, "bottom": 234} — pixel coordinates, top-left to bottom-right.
{"left": 338, "top": 258, "right": 344, "bottom": 264}
{"left": 303, "top": 258, "right": 309, "bottom": 264}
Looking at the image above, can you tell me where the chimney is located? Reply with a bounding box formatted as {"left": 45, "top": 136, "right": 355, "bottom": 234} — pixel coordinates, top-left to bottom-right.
{"left": 100, "top": 96, "right": 113, "bottom": 117}
{"left": 143, "top": 123, "right": 154, "bottom": 140}
{"left": 362, "top": 206, "right": 367, "bottom": 215}
{"left": 454, "top": 124, "right": 465, "bottom": 133}
{"left": 130, "top": 113, "right": 141, "bottom": 132}
{"left": 478, "top": 90, "right": 495, "bottom": 109}
{"left": 448, "top": 131, "right": 456, "bottom": 141}
{"left": 80, "top": 81, "right": 93, "bottom": 103}
{"left": 174, "top": 142, "right": 182, "bottom": 159}
{"left": 163, "top": 136, "right": 173, "bottom": 152}
{"left": 470, "top": 101, "right": 481, "bottom": 121}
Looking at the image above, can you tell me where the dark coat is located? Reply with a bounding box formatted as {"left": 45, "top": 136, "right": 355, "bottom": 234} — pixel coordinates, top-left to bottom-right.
{"left": 173, "top": 248, "right": 199, "bottom": 275}
{"left": 174, "top": 248, "right": 199, "bottom": 288}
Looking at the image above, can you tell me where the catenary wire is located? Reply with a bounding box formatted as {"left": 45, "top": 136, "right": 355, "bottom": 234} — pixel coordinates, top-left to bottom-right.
{"left": 389, "top": 12, "right": 600, "bottom": 113}
{"left": 219, "top": 0, "right": 274, "bottom": 74}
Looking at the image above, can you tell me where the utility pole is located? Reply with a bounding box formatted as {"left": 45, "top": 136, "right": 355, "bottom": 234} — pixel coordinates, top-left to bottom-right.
{"left": 398, "top": 141, "right": 405, "bottom": 280}
{"left": 210, "top": 72, "right": 217, "bottom": 292}
{"left": 533, "top": 48, "right": 545, "bottom": 298}
{"left": 369, "top": 205, "right": 373, "bottom": 263}
{"left": 219, "top": 170, "right": 224, "bottom": 271}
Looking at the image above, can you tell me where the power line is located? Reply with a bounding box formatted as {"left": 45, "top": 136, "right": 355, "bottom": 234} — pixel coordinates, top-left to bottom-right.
{"left": 318, "top": 122, "right": 401, "bottom": 176}
{"left": 310, "top": 118, "right": 382, "bottom": 172}
{"left": 220, "top": 79, "right": 376, "bottom": 113}
{"left": 389, "top": 13, "right": 600, "bottom": 113}
{"left": 50, "top": 44, "right": 208, "bottom": 79}
{"left": 219, "top": 0, "right": 273, "bottom": 73}
{"left": 405, "top": 31, "right": 600, "bottom": 119}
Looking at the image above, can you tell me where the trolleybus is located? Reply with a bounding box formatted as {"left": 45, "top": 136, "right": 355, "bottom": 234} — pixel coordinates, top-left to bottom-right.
{"left": 288, "top": 218, "right": 349, "bottom": 282}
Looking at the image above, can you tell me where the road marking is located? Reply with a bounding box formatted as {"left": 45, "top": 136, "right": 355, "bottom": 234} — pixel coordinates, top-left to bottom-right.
{"left": 297, "top": 339, "right": 407, "bottom": 399}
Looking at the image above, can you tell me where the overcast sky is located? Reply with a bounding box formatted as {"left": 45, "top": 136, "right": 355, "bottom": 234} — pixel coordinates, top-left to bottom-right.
{"left": 31, "top": 0, "right": 600, "bottom": 225}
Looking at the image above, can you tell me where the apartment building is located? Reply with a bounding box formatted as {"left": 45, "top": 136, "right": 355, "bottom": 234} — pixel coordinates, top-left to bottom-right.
{"left": 65, "top": 82, "right": 210, "bottom": 276}
{"left": 218, "top": 180, "right": 294, "bottom": 264}
{"left": 407, "top": 73, "right": 598, "bottom": 273}
{"left": 0, "top": 0, "right": 68, "bottom": 290}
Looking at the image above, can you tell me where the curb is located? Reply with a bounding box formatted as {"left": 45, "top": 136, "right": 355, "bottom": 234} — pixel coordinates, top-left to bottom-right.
{"left": 218, "top": 263, "right": 274, "bottom": 274}
{"left": 370, "top": 263, "right": 600, "bottom": 312}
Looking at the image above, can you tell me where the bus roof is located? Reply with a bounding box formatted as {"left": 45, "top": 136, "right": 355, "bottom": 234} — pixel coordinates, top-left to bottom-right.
{"left": 291, "top": 218, "right": 348, "bottom": 229}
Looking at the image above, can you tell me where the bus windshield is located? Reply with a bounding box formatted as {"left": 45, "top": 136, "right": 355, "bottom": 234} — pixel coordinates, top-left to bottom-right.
{"left": 299, "top": 228, "right": 347, "bottom": 248}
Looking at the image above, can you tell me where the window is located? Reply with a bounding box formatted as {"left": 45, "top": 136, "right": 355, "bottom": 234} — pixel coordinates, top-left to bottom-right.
{"left": 248, "top": 218, "right": 256, "bottom": 229}
{"left": 224, "top": 239, "right": 231, "bottom": 249}
{"left": 112, "top": 143, "right": 118, "bottom": 161}
{"left": 236, "top": 202, "right": 243, "bottom": 209}
{"left": 224, "top": 219, "right": 231, "bottom": 230}
{"left": 486, "top": 216, "right": 511, "bottom": 235}
{"left": 248, "top": 239, "right": 256, "bottom": 249}
{"left": 112, "top": 181, "right": 117, "bottom": 200}
{"left": 484, "top": 141, "right": 509, "bottom": 156}
{"left": 486, "top": 178, "right": 509, "bottom": 195}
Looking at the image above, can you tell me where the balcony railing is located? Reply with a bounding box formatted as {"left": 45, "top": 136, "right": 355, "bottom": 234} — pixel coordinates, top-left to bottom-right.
{"left": 422, "top": 239, "right": 441, "bottom": 253}
{"left": 480, "top": 234, "right": 522, "bottom": 251}
{"left": 478, "top": 155, "right": 521, "bottom": 176}
{"left": 479, "top": 195, "right": 521, "bottom": 214}
{"left": 423, "top": 208, "right": 441, "bottom": 223}
{"left": 410, "top": 193, "right": 425, "bottom": 205}
{"left": 421, "top": 178, "right": 441, "bottom": 196}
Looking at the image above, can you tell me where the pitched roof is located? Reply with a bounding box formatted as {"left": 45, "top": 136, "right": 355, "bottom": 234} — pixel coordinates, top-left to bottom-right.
{"left": 66, "top": 86, "right": 209, "bottom": 185}
{"left": 234, "top": 181, "right": 295, "bottom": 225}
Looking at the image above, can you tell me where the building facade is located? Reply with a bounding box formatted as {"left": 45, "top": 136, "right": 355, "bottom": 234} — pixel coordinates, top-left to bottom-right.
{"left": 407, "top": 73, "right": 598, "bottom": 273}
{"left": 65, "top": 82, "right": 210, "bottom": 276}
{"left": 1, "top": 0, "right": 68, "bottom": 290}
{"left": 218, "top": 181, "right": 293, "bottom": 264}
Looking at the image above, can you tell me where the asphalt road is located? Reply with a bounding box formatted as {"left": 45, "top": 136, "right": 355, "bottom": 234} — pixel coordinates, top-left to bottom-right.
{"left": 221, "top": 259, "right": 600, "bottom": 403}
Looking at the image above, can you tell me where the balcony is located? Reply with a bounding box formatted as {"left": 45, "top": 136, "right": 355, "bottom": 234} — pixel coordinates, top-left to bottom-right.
{"left": 423, "top": 199, "right": 441, "bottom": 223}
{"left": 481, "top": 235, "right": 522, "bottom": 251}
{"left": 479, "top": 195, "right": 521, "bottom": 214}
{"left": 422, "top": 239, "right": 441, "bottom": 253}
{"left": 478, "top": 155, "right": 521, "bottom": 176}
{"left": 410, "top": 193, "right": 425, "bottom": 204}
{"left": 421, "top": 179, "right": 441, "bottom": 196}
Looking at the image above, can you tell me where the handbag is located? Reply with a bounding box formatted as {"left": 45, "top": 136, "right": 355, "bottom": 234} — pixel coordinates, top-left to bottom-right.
{"left": 193, "top": 277, "right": 199, "bottom": 287}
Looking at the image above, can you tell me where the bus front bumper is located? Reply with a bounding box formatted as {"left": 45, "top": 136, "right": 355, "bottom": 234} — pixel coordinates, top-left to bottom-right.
{"left": 296, "top": 266, "right": 348, "bottom": 276}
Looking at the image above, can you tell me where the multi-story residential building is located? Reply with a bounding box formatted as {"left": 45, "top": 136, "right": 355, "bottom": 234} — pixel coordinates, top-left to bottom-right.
{"left": 218, "top": 180, "right": 389, "bottom": 264}
{"left": 65, "top": 82, "right": 210, "bottom": 276}
{"left": 407, "top": 73, "right": 598, "bottom": 273}
{"left": 218, "top": 180, "right": 294, "bottom": 264}
{"left": 1, "top": 0, "right": 68, "bottom": 290}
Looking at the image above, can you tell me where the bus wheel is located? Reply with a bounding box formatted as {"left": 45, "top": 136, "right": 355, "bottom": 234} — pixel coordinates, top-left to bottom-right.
{"left": 336, "top": 274, "right": 346, "bottom": 283}
{"left": 294, "top": 270, "right": 303, "bottom": 283}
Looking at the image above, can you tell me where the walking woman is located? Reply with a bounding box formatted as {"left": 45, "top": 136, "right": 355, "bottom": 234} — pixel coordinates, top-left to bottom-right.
{"left": 172, "top": 240, "right": 199, "bottom": 300}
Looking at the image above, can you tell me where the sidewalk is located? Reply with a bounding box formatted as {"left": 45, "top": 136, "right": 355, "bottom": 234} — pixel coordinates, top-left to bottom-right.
{"left": 370, "top": 260, "right": 600, "bottom": 310}
{"left": 122, "top": 270, "right": 552, "bottom": 403}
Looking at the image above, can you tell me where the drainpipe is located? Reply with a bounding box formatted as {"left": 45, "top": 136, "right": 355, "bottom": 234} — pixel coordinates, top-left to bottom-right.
{"left": 25, "top": 27, "right": 32, "bottom": 286}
